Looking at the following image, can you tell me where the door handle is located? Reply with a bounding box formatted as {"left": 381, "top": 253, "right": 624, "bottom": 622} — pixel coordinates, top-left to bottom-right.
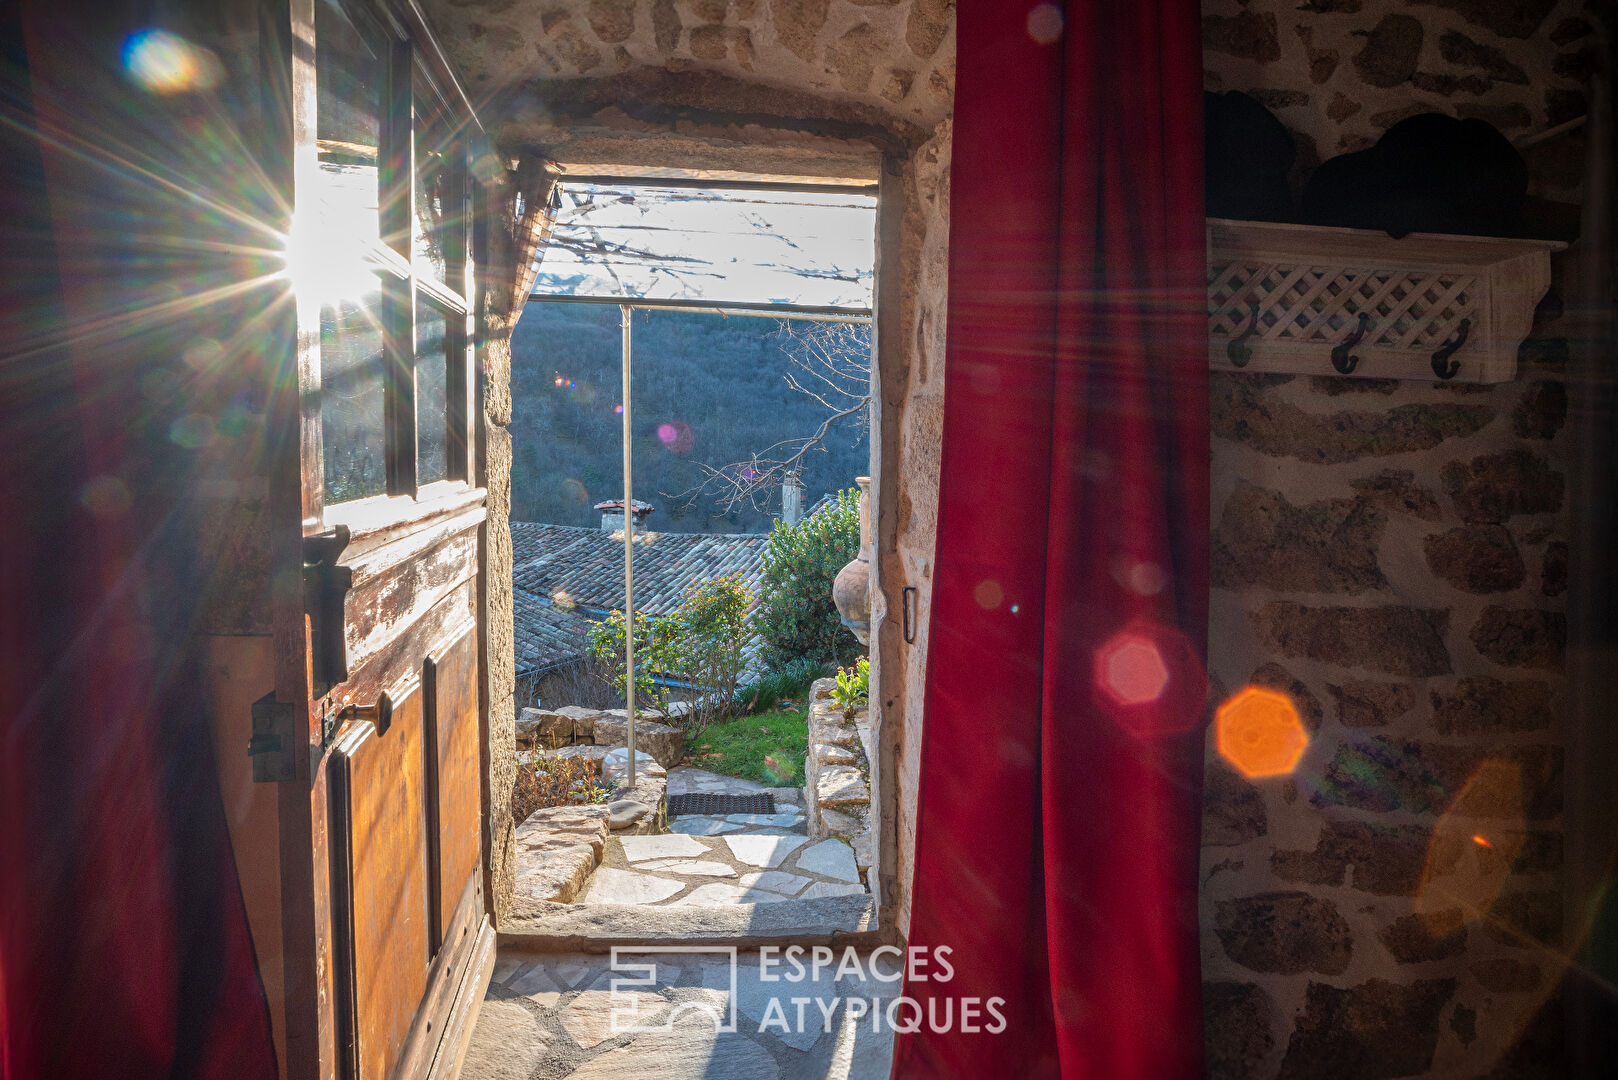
{"left": 336, "top": 669, "right": 421, "bottom": 735}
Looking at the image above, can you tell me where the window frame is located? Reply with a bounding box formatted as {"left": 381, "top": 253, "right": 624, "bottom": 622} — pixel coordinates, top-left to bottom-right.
{"left": 299, "top": 0, "right": 479, "bottom": 534}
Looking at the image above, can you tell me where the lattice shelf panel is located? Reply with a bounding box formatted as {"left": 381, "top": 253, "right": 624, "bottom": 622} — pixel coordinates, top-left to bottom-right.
{"left": 1207, "top": 219, "right": 1563, "bottom": 383}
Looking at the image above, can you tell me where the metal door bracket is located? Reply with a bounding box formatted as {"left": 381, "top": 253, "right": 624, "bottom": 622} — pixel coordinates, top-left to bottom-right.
{"left": 249, "top": 693, "right": 299, "bottom": 783}
{"left": 303, "top": 525, "right": 353, "bottom": 695}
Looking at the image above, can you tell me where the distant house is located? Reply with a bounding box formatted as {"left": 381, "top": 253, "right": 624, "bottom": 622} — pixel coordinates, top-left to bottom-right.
{"left": 510, "top": 517, "right": 769, "bottom": 709}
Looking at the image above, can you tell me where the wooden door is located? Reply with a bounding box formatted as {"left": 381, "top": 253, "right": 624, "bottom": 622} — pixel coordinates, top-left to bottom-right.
{"left": 264, "top": 2, "right": 494, "bottom": 1077}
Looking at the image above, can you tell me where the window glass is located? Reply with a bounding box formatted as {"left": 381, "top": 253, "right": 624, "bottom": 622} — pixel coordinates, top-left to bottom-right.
{"left": 321, "top": 286, "right": 388, "bottom": 502}
{"left": 412, "top": 71, "right": 463, "bottom": 293}
{"left": 415, "top": 296, "right": 450, "bottom": 485}
{"left": 314, "top": 0, "right": 385, "bottom": 255}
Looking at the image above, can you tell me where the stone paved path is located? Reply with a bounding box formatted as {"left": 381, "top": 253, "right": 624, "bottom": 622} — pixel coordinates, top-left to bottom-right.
{"left": 462, "top": 949, "right": 898, "bottom": 1079}
{"left": 581, "top": 766, "right": 867, "bottom": 906}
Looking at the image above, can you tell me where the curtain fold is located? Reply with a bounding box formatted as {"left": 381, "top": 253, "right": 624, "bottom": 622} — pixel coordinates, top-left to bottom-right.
{"left": 2, "top": 7, "right": 280, "bottom": 1078}
{"left": 893, "top": 2, "right": 1209, "bottom": 1076}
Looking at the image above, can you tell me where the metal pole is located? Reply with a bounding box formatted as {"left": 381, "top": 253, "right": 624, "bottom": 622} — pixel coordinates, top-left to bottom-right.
{"left": 621, "top": 304, "right": 636, "bottom": 791}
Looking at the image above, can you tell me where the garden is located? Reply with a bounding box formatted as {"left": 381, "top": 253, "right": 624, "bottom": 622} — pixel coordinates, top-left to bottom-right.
{"left": 512, "top": 486, "right": 870, "bottom": 823}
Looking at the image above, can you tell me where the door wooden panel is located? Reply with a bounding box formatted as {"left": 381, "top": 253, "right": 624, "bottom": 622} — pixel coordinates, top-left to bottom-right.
{"left": 424, "top": 623, "right": 479, "bottom": 950}
{"left": 329, "top": 687, "right": 430, "bottom": 1080}
{"left": 273, "top": 5, "right": 494, "bottom": 1077}
{"left": 342, "top": 511, "right": 481, "bottom": 677}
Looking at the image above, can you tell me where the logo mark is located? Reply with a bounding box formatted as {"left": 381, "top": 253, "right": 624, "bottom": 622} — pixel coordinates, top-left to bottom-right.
{"left": 608, "top": 946, "right": 738, "bottom": 1034}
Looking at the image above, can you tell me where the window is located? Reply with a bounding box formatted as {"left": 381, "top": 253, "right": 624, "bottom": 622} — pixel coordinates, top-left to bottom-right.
{"left": 306, "top": 0, "right": 474, "bottom": 511}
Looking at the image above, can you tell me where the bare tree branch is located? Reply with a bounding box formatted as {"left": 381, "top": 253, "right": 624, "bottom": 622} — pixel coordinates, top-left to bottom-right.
{"left": 665, "top": 319, "right": 871, "bottom": 515}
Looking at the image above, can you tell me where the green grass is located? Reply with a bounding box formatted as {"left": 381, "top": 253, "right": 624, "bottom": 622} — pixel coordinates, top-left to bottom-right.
{"left": 686, "top": 702, "right": 809, "bottom": 786}
{"left": 731, "top": 658, "right": 825, "bottom": 715}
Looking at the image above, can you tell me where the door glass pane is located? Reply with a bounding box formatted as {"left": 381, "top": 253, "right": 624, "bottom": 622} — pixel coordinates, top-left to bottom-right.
{"left": 416, "top": 295, "right": 449, "bottom": 485}
{"left": 412, "top": 71, "right": 463, "bottom": 292}
{"left": 315, "top": 0, "right": 385, "bottom": 257}
{"left": 322, "top": 285, "right": 388, "bottom": 503}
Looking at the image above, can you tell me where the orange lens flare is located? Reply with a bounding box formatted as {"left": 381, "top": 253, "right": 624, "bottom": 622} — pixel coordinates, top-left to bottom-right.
{"left": 1216, "top": 687, "right": 1307, "bottom": 778}
{"left": 1416, "top": 759, "right": 1525, "bottom": 921}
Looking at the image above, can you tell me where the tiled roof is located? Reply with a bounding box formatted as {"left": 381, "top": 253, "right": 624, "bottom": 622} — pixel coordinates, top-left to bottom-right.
{"left": 511, "top": 522, "right": 770, "bottom": 678}
{"left": 512, "top": 522, "right": 768, "bottom": 618}
{"left": 512, "top": 586, "right": 597, "bottom": 675}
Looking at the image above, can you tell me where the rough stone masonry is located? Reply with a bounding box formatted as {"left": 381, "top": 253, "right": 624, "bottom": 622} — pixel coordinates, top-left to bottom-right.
{"left": 1200, "top": 1, "right": 1583, "bottom": 1075}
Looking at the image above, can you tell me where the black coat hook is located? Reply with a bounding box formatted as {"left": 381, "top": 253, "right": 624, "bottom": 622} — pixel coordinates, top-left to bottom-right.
{"left": 1430, "top": 318, "right": 1470, "bottom": 380}
{"left": 1226, "top": 303, "right": 1260, "bottom": 367}
{"left": 1331, "top": 312, "right": 1373, "bottom": 375}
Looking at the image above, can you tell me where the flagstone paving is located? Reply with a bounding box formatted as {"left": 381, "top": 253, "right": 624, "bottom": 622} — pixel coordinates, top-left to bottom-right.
{"left": 572, "top": 766, "right": 867, "bottom": 908}
{"left": 463, "top": 949, "right": 899, "bottom": 1079}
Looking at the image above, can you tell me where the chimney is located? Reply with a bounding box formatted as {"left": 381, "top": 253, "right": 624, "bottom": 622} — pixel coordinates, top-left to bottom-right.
{"left": 781, "top": 472, "right": 804, "bottom": 526}
{"left": 594, "top": 499, "right": 654, "bottom": 533}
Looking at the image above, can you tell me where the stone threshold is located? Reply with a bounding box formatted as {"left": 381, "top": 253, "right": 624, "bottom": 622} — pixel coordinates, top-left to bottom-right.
{"left": 496, "top": 895, "right": 881, "bottom": 953}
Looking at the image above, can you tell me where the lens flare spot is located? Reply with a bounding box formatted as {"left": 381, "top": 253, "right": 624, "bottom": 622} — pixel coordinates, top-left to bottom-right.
{"left": 1095, "top": 635, "right": 1170, "bottom": 706}
{"left": 1090, "top": 620, "right": 1207, "bottom": 736}
{"left": 216, "top": 404, "right": 251, "bottom": 438}
{"left": 973, "top": 579, "right": 1004, "bottom": 610}
{"left": 1027, "top": 3, "right": 1065, "bottom": 44}
{"left": 80, "top": 476, "right": 132, "bottom": 519}
{"left": 183, "top": 337, "right": 224, "bottom": 372}
{"left": 656, "top": 420, "right": 694, "bottom": 453}
{"left": 123, "top": 29, "right": 224, "bottom": 94}
{"left": 169, "top": 413, "right": 216, "bottom": 449}
{"left": 141, "top": 369, "right": 179, "bottom": 403}
{"left": 1216, "top": 687, "right": 1307, "bottom": 778}
{"left": 1416, "top": 759, "right": 1525, "bottom": 922}
{"left": 1110, "top": 555, "right": 1169, "bottom": 596}
{"left": 558, "top": 477, "right": 589, "bottom": 506}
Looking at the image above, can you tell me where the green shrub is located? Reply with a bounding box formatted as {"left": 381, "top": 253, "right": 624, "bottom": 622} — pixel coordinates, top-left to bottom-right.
{"left": 831, "top": 656, "right": 869, "bottom": 712}
{"left": 588, "top": 608, "right": 679, "bottom": 715}
{"left": 588, "top": 574, "right": 754, "bottom": 735}
{"left": 757, "top": 487, "right": 862, "bottom": 670}
{"left": 666, "top": 575, "right": 753, "bottom": 730}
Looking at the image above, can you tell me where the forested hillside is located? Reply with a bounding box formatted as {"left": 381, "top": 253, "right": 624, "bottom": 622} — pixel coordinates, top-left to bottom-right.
{"left": 509, "top": 303, "right": 871, "bottom": 534}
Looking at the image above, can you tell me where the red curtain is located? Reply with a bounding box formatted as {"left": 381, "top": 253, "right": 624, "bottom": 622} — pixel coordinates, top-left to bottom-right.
{"left": 893, "top": 2, "right": 1208, "bottom": 1077}
{"left": 1, "top": 5, "right": 279, "bottom": 1077}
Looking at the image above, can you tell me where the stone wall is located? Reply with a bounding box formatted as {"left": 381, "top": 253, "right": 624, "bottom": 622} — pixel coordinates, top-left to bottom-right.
{"left": 875, "top": 116, "right": 949, "bottom": 938}
{"left": 1200, "top": 1, "right": 1585, "bottom": 1075}
{"left": 427, "top": 0, "right": 954, "bottom": 133}
{"left": 1202, "top": 0, "right": 1594, "bottom": 201}
{"left": 419, "top": 0, "right": 955, "bottom": 932}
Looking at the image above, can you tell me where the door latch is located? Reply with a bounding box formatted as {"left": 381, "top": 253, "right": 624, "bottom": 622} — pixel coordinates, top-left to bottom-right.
{"left": 249, "top": 693, "right": 298, "bottom": 783}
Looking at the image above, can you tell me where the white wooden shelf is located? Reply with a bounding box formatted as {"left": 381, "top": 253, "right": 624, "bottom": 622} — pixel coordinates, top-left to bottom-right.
{"left": 1207, "top": 218, "right": 1565, "bottom": 383}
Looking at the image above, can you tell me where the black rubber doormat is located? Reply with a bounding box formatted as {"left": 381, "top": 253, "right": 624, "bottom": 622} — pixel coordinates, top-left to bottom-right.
{"left": 666, "top": 793, "right": 775, "bottom": 817}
